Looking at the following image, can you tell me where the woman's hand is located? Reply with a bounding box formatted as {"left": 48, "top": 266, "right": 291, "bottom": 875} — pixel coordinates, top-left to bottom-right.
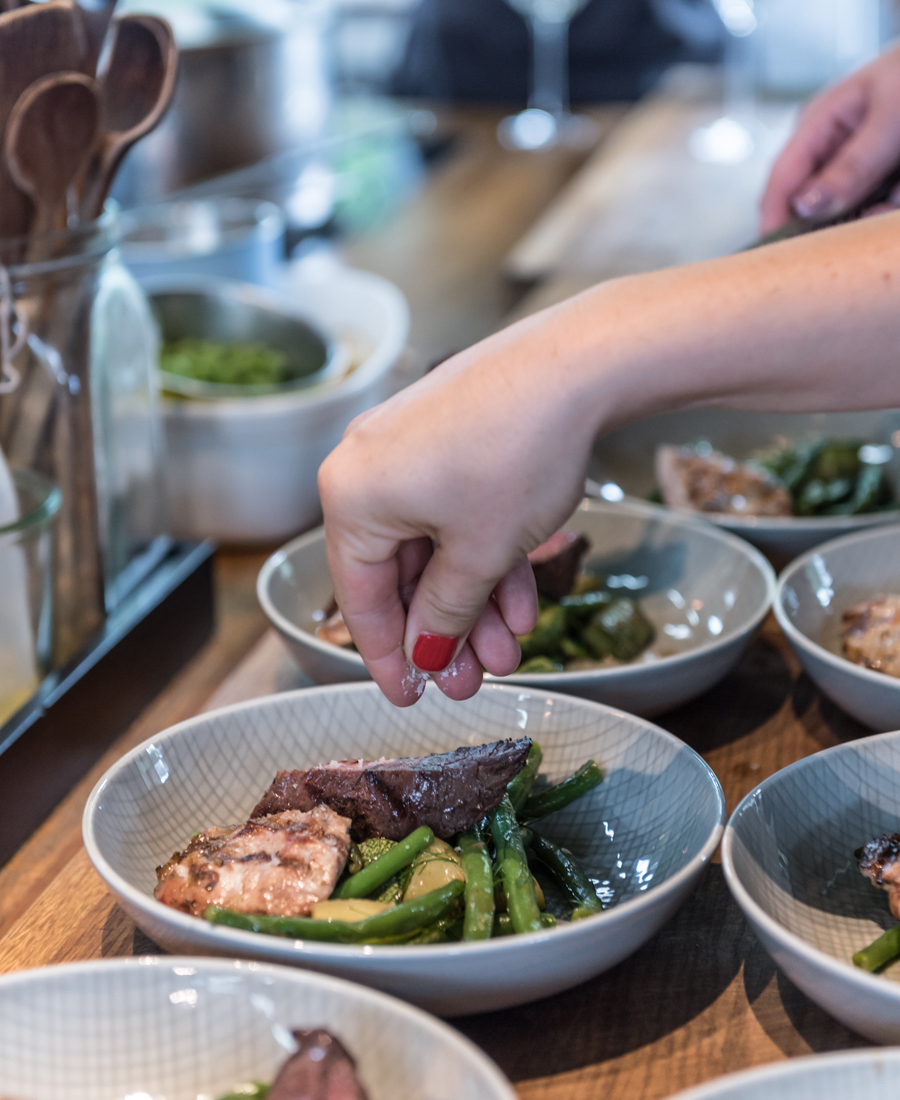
{"left": 318, "top": 304, "right": 602, "bottom": 705}
{"left": 761, "top": 42, "right": 900, "bottom": 234}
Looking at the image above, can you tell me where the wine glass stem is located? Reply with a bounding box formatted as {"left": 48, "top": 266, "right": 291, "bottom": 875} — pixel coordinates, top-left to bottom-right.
{"left": 528, "top": 15, "right": 569, "bottom": 117}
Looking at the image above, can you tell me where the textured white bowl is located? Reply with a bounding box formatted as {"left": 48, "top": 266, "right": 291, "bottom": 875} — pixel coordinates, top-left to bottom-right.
{"left": 775, "top": 525, "right": 900, "bottom": 731}
{"left": 84, "top": 682, "right": 725, "bottom": 1017}
{"left": 162, "top": 259, "right": 410, "bottom": 543}
{"left": 670, "top": 1049, "right": 900, "bottom": 1100}
{"left": 723, "top": 730, "right": 900, "bottom": 1043}
{"left": 0, "top": 956, "right": 513, "bottom": 1100}
{"left": 259, "top": 498, "right": 776, "bottom": 717}
{"left": 590, "top": 408, "right": 900, "bottom": 565}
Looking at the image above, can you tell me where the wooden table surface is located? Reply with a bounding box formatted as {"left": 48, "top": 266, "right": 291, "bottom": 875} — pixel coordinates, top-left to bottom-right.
{"left": 0, "top": 103, "right": 878, "bottom": 1099}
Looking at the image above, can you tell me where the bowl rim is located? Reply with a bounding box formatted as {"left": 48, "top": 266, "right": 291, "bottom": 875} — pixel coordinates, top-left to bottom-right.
{"left": 82, "top": 681, "right": 726, "bottom": 963}
{"left": 773, "top": 524, "right": 900, "bottom": 694}
{"left": 257, "top": 497, "right": 777, "bottom": 684}
{"left": 0, "top": 955, "right": 516, "bottom": 1099}
{"left": 721, "top": 727, "right": 900, "bottom": 1005}
{"left": 668, "top": 1046, "right": 900, "bottom": 1100}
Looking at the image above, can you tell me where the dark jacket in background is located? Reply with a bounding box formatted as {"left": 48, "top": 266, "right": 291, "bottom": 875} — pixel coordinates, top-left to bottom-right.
{"left": 393, "top": 0, "right": 721, "bottom": 103}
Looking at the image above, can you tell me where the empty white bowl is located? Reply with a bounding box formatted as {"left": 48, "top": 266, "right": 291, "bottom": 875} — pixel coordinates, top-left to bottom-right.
{"left": 671, "top": 1049, "right": 900, "bottom": 1100}
{"left": 0, "top": 956, "right": 514, "bottom": 1100}
{"left": 84, "top": 681, "right": 725, "bottom": 1016}
{"left": 723, "top": 730, "right": 900, "bottom": 1043}
{"left": 775, "top": 525, "right": 900, "bottom": 731}
{"left": 258, "top": 498, "right": 776, "bottom": 717}
{"left": 590, "top": 408, "right": 900, "bottom": 565}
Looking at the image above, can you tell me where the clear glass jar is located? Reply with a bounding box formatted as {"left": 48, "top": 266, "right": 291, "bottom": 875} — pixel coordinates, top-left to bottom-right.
{"left": 0, "top": 208, "right": 166, "bottom": 668}
{"left": 0, "top": 468, "right": 59, "bottom": 726}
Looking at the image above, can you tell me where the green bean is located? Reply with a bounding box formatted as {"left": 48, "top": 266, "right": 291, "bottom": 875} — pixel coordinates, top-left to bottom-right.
{"left": 457, "top": 824, "right": 495, "bottom": 941}
{"left": 492, "top": 911, "right": 556, "bottom": 937}
{"left": 205, "top": 880, "right": 463, "bottom": 944}
{"left": 216, "top": 1085, "right": 269, "bottom": 1100}
{"left": 525, "top": 831, "right": 602, "bottom": 915}
{"left": 521, "top": 760, "right": 603, "bottom": 820}
{"left": 507, "top": 741, "right": 543, "bottom": 812}
{"left": 852, "top": 925, "right": 900, "bottom": 972}
{"left": 334, "top": 825, "right": 433, "bottom": 899}
{"left": 489, "top": 795, "right": 543, "bottom": 935}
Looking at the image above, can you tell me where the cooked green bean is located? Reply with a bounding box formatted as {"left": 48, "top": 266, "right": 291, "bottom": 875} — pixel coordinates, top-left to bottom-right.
{"left": 205, "top": 880, "right": 463, "bottom": 944}
{"left": 492, "top": 911, "right": 556, "bottom": 937}
{"left": 853, "top": 925, "right": 900, "bottom": 972}
{"left": 489, "top": 795, "right": 543, "bottom": 935}
{"left": 457, "top": 823, "right": 495, "bottom": 941}
{"left": 525, "top": 830, "right": 602, "bottom": 916}
{"left": 507, "top": 741, "right": 543, "bottom": 812}
{"left": 520, "top": 760, "right": 603, "bottom": 820}
{"left": 335, "top": 825, "right": 433, "bottom": 899}
{"left": 216, "top": 1085, "right": 269, "bottom": 1100}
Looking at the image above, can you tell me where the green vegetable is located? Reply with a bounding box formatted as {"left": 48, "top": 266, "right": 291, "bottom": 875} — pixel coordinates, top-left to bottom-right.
{"left": 492, "top": 911, "right": 557, "bottom": 937}
{"left": 525, "top": 830, "right": 602, "bottom": 916}
{"left": 852, "top": 925, "right": 900, "bottom": 972}
{"left": 581, "top": 598, "right": 654, "bottom": 662}
{"left": 518, "top": 604, "right": 566, "bottom": 662}
{"left": 559, "top": 589, "right": 614, "bottom": 624}
{"left": 457, "top": 823, "right": 495, "bottom": 941}
{"left": 407, "top": 913, "right": 464, "bottom": 944}
{"left": 507, "top": 741, "right": 542, "bottom": 813}
{"left": 758, "top": 437, "right": 897, "bottom": 517}
{"left": 161, "top": 338, "right": 289, "bottom": 388}
{"left": 521, "top": 760, "right": 603, "bottom": 820}
{"left": 216, "top": 1083, "right": 270, "bottom": 1100}
{"left": 355, "top": 837, "right": 406, "bottom": 904}
{"left": 335, "top": 826, "right": 433, "bottom": 899}
{"left": 205, "top": 879, "right": 464, "bottom": 944}
{"left": 489, "top": 795, "right": 543, "bottom": 935}
{"left": 517, "top": 656, "right": 564, "bottom": 673}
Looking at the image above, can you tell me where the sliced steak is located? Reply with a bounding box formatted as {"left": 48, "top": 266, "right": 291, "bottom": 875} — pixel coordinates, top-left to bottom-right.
{"left": 859, "top": 832, "right": 900, "bottom": 918}
{"left": 528, "top": 531, "right": 590, "bottom": 600}
{"left": 153, "top": 805, "right": 351, "bottom": 918}
{"left": 268, "top": 1029, "right": 369, "bottom": 1100}
{"left": 252, "top": 737, "right": 533, "bottom": 841}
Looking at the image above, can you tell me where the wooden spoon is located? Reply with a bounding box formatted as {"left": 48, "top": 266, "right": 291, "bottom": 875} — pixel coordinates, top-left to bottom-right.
{"left": 80, "top": 14, "right": 177, "bottom": 219}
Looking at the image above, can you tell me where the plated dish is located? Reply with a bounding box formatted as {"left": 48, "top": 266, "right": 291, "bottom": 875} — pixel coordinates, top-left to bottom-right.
{"left": 775, "top": 525, "right": 900, "bottom": 730}
{"left": 0, "top": 957, "right": 513, "bottom": 1100}
{"left": 723, "top": 729, "right": 900, "bottom": 1043}
{"left": 84, "top": 681, "right": 725, "bottom": 1016}
{"left": 260, "top": 498, "right": 775, "bottom": 717}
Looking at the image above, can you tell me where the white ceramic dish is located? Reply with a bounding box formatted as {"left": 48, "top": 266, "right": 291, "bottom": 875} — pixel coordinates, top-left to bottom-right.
{"left": 774, "top": 525, "right": 900, "bottom": 731}
{"left": 160, "top": 257, "right": 410, "bottom": 543}
{"left": 84, "top": 681, "right": 725, "bottom": 1016}
{"left": 670, "top": 1049, "right": 900, "bottom": 1100}
{"left": 0, "top": 956, "right": 514, "bottom": 1100}
{"left": 258, "top": 498, "right": 776, "bottom": 717}
{"left": 723, "top": 730, "right": 900, "bottom": 1043}
{"left": 590, "top": 408, "right": 900, "bottom": 566}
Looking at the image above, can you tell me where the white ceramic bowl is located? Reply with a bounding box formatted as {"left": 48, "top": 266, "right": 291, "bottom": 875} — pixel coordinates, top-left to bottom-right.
{"left": 161, "top": 258, "right": 410, "bottom": 543}
{"left": 84, "top": 682, "right": 725, "bottom": 1016}
{"left": 590, "top": 408, "right": 900, "bottom": 566}
{"left": 774, "top": 525, "right": 900, "bottom": 731}
{"left": 723, "top": 730, "right": 900, "bottom": 1043}
{"left": 670, "top": 1049, "right": 900, "bottom": 1100}
{"left": 0, "top": 956, "right": 514, "bottom": 1100}
{"left": 258, "top": 498, "right": 776, "bottom": 717}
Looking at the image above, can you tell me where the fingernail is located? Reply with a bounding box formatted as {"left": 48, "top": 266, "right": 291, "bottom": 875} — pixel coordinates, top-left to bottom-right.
{"left": 411, "top": 633, "right": 459, "bottom": 672}
{"left": 792, "top": 184, "right": 843, "bottom": 220}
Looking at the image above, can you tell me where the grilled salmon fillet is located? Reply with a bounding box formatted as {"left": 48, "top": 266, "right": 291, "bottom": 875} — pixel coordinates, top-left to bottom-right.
{"left": 842, "top": 595, "right": 900, "bottom": 679}
{"left": 154, "top": 805, "right": 351, "bottom": 918}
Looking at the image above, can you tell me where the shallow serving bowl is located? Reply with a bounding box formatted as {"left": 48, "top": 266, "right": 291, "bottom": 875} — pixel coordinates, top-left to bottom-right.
{"left": 670, "top": 1049, "right": 900, "bottom": 1100}
{"left": 84, "top": 682, "right": 725, "bottom": 1017}
{"left": 590, "top": 408, "right": 900, "bottom": 565}
{"left": 258, "top": 498, "right": 776, "bottom": 717}
{"left": 723, "top": 730, "right": 900, "bottom": 1043}
{"left": 0, "top": 957, "right": 513, "bottom": 1100}
{"left": 775, "top": 525, "right": 900, "bottom": 731}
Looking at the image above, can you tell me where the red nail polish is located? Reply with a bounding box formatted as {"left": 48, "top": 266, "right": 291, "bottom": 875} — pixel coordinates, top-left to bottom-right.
{"left": 412, "top": 633, "right": 459, "bottom": 672}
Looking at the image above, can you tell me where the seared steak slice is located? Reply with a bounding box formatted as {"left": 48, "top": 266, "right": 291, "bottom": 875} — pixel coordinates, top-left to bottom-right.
{"left": 268, "top": 1029, "right": 369, "bottom": 1100}
{"left": 656, "top": 444, "right": 792, "bottom": 517}
{"left": 528, "top": 531, "right": 590, "bottom": 600}
{"left": 252, "top": 737, "right": 533, "bottom": 841}
{"left": 859, "top": 832, "right": 900, "bottom": 918}
{"left": 153, "top": 805, "right": 351, "bottom": 918}
{"left": 842, "top": 595, "right": 900, "bottom": 678}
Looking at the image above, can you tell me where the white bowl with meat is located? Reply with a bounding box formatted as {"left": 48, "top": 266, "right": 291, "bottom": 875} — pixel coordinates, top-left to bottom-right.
{"left": 258, "top": 498, "right": 776, "bottom": 718}
{"left": 774, "top": 524, "right": 900, "bottom": 731}
{"left": 723, "top": 730, "right": 900, "bottom": 1043}
{"left": 590, "top": 408, "right": 900, "bottom": 567}
{"left": 0, "top": 956, "right": 514, "bottom": 1100}
{"left": 83, "top": 681, "right": 725, "bottom": 1016}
